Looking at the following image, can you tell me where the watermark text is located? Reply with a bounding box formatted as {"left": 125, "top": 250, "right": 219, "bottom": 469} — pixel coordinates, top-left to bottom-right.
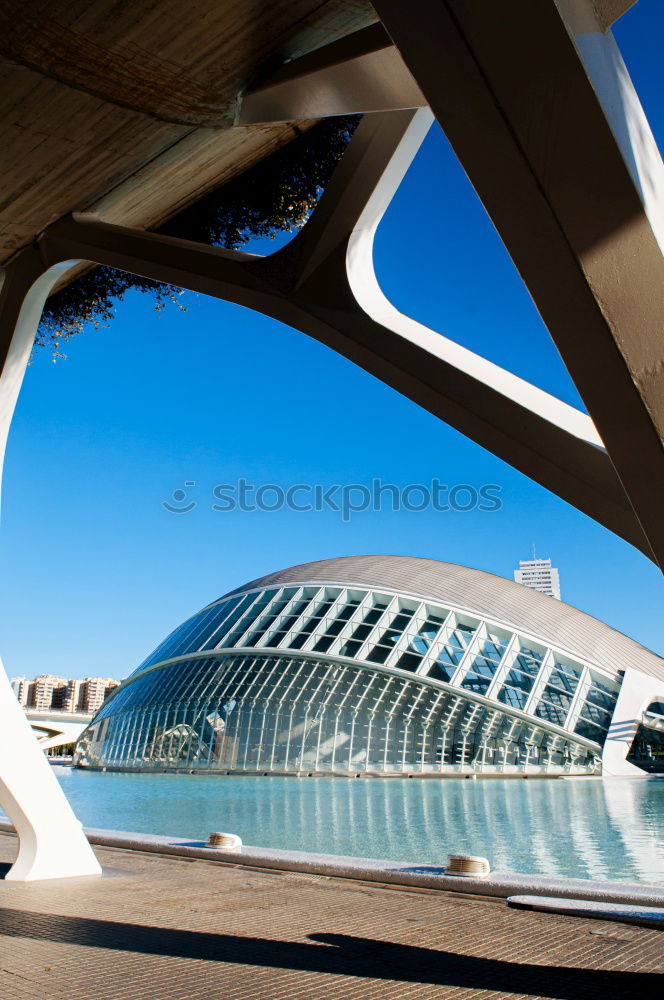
{"left": 163, "top": 478, "right": 503, "bottom": 521}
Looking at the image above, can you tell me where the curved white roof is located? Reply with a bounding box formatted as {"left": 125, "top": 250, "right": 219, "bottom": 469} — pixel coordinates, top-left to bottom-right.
{"left": 224, "top": 554, "right": 664, "bottom": 683}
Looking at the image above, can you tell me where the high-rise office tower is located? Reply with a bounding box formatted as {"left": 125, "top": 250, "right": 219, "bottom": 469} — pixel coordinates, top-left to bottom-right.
{"left": 514, "top": 554, "right": 561, "bottom": 600}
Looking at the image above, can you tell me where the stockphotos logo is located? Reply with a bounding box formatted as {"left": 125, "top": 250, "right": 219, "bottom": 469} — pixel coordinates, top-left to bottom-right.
{"left": 163, "top": 478, "right": 503, "bottom": 522}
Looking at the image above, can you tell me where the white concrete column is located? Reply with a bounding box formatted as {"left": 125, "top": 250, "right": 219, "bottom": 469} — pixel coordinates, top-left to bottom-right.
{"left": 0, "top": 254, "right": 101, "bottom": 880}
{"left": 0, "top": 662, "right": 101, "bottom": 879}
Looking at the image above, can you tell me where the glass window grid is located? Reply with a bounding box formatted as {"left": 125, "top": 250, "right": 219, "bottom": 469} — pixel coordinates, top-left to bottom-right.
{"left": 479, "top": 628, "right": 512, "bottom": 661}
{"left": 574, "top": 718, "right": 607, "bottom": 742}
{"left": 332, "top": 594, "right": 392, "bottom": 655}
{"left": 518, "top": 640, "right": 546, "bottom": 661}
{"left": 201, "top": 593, "right": 258, "bottom": 649}
{"left": 588, "top": 671, "right": 621, "bottom": 697}
{"left": 579, "top": 701, "right": 612, "bottom": 728}
{"left": 262, "top": 601, "right": 311, "bottom": 646}
{"left": 352, "top": 595, "right": 401, "bottom": 661}
{"left": 239, "top": 590, "right": 300, "bottom": 647}
{"left": 93, "top": 584, "right": 625, "bottom": 771}
{"left": 172, "top": 604, "right": 227, "bottom": 658}
{"left": 546, "top": 668, "right": 579, "bottom": 695}
{"left": 584, "top": 684, "right": 620, "bottom": 712}
{"left": 553, "top": 657, "right": 584, "bottom": 679}
{"left": 535, "top": 700, "right": 570, "bottom": 727}
{"left": 498, "top": 686, "right": 529, "bottom": 710}
{"left": 272, "top": 593, "right": 330, "bottom": 649}
{"left": 434, "top": 645, "right": 466, "bottom": 669}
{"left": 500, "top": 667, "right": 535, "bottom": 694}
{"left": 133, "top": 610, "right": 209, "bottom": 673}
{"left": 311, "top": 600, "right": 363, "bottom": 652}
{"left": 427, "top": 661, "right": 457, "bottom": 683}
{"left": 238, "top": 599, "right": 292, "bottom": 647}
{"left": 129, "top": 586, "right": 598, "bottom": 742}
{"left": 511, "top": 652, "right": 543, "bottom": 678}
{"left": 297, "top": 589, "right": 350, "bottom": 653}
{"left": 424, "top": 634, "right": 470, "bottom": 684}
{"left": 215, "top": 590, "right": 278, "bottom": 648}
{"left": 383, "top": 603, "right": 441, "bottom": 669}
{"left": 539, "top": 685, "right": 574, "bottom": 713}
{"left": 445, "top": 621, "right": 491, "bottom": 688}
{"left": 356, "top": 595, "right": 415, "bottom": 663}
{"left": 322, "top": 591, "right": 376, "bottom": 658}
{"left": 367, "top": 610, "right": 415, "bottom": 658}
{"left": 461, "top": 673, "right": 491, "bottom": 696}
{"left": 283, "top": 591, "right": 340, "bottom": 650}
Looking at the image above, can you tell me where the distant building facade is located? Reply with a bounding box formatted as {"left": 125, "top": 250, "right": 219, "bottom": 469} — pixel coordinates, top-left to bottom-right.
{"left": 10, "top": 676, "right": 30, "bottom": 707}
{"left": 514, "top": 557, "right": 561, "bottom": 600}
{"left": 9, "top": 674, "right": 119, "bottom": 714}
{"left": 76, "top": 677, "right": 118, "bottom": 714}
{"left": 28, "top": 674, "right": 68, "bottom": 712}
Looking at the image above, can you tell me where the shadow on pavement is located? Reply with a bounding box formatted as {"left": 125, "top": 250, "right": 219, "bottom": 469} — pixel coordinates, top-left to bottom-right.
{"left": 0, "top": 907, "right": 658, "bottom": 998}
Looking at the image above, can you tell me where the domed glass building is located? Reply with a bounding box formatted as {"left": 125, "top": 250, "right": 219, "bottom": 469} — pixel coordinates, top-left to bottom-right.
{"left": 76, "top": 556, "right": 664, "bottom": 777}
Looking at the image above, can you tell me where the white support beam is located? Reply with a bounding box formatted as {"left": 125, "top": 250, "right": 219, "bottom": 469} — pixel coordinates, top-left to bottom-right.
{"left": 0, "top": 253, "right": 101, "bottom": 880}
{"left": 35, "top": 112, "right": 648, "bottom": 555}
{"left": 0, "top": 665, "right": 100, "bottom": 880}
{"left": 374, "top": 0, "right": 664, "bottom": 568}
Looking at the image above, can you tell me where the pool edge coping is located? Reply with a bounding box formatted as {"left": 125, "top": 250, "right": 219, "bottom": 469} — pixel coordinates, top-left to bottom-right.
{"left": 1, "top": 819, "right": 663, "bottom": 906}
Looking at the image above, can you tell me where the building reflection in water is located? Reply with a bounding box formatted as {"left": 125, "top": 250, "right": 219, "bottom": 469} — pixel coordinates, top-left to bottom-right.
{"left": 42, "top": 769, "right": 664, "bottom": 886}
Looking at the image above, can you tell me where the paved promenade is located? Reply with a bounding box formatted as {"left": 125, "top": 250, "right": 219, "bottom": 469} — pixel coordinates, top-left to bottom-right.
{"left": 0, "top": 832, "right": 661, "bottom": 1000}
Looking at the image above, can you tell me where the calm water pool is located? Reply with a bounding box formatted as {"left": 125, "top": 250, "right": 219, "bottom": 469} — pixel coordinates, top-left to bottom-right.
{"left": 10, "top": 769, "right": 664, "bottom": 885}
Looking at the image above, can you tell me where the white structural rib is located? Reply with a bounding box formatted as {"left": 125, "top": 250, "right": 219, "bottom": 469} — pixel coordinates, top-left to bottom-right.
{"left": 0, "top": 257, "right": 101, "bottom": 880}
{"left": 345, "top": 108, "right": 604, "bottom": 449}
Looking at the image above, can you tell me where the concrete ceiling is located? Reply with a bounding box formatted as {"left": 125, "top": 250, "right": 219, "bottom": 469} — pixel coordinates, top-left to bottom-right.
{"left": 0, "top": 0, "right": 377, "bottom": 264}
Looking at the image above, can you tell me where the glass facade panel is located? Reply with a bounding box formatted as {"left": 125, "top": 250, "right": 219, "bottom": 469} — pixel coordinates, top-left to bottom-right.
{"left": 79, "top": 581, "right": 625, "bottom": 777}
{"left": 498, "top": 686, "right": 528, "bottom": 710}
{"left": 461, "top": 630, "right": 509, "bottom": 695}
{"left": 584, "top": 687, "right": 618, "bottom": 713}
{"left": 395, "top": 651, "right": 421, "bottom": 672}
{"left": 434, "top": 645, "right": 465, "bottom": 669}
{"left": 555, "top": 658, "right": 582, "bottom": 674}
{"left": 539, "top": 685, "right": 574, "bottom": 715}
{"left": 535, "top": 700, "right": 568, "bottom": 727}
{"left": 480, "top": 631, "right": 510, "bottom": 661}
{"left": 77, "top": 650, "right": 599, "bottom": 776}
{"left": 578, "top": 701, "right": 612, "bottom": 729}
{"left": 366, "top": 644, "right": 391, "bottom": 664}
{"left": 512, "top": 653, "right": 542, "bottom": 678}
{"left": 545, "top": 666, "right": 576, "bottom": 692}
{"left": 217, "top": 591, "right": 275, "bottom": 647}
{"left": 428, "top": 662, "right": 456, "bottom": 683}
{"left": 573, "top": 718, "right": 608, "bottom": 743}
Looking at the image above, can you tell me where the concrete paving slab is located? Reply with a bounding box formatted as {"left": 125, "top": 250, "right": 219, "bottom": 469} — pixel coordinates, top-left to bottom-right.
{"left": 1, "top": 832, "right": 663, "bottom": 1000}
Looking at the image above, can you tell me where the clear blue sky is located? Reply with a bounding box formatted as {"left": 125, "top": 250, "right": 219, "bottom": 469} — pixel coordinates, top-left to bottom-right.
{"left": 1, "top": 3, "right": 662, "bottom": 681}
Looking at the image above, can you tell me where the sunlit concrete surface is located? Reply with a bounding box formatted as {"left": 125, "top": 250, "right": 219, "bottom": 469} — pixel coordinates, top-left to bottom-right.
{"left": 0, "top": 832, "right": 662, "bottom": 1000}
{"left": 25, "top": 712, "right": 91, "bottom": 753}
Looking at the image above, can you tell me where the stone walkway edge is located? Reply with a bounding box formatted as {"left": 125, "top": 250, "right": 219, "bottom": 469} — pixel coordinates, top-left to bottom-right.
{"left": 2, "top": 818, "right": 662, "bottom": 907}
